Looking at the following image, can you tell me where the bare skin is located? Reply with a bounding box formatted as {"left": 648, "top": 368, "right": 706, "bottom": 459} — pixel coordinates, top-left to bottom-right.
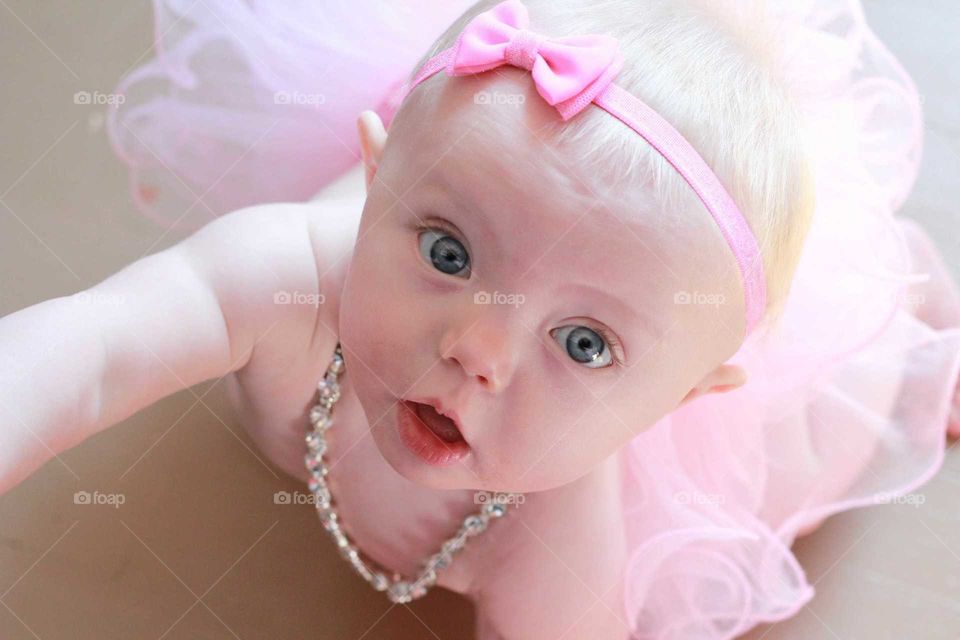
{"left": 2, "top": 74, "right": 958, "bottom": 638}
{"left": 0, "top": 163, "right": 633, "bottom": 638}
{"left": 288, "top": 161, "right": 632, "bottom": 638}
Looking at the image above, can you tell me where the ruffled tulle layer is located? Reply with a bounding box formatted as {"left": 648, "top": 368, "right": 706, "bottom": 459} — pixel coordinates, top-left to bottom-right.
{"left": 107, "top": 0, "right": 474, "bottom": 229}
{"left": 107, "top": 1, "right": 960, "bottom": 638}
{"left": 618, "top": 1, "right": 960, "bottom": 637}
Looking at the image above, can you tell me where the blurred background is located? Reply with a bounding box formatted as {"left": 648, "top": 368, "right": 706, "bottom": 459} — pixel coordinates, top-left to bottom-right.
{"left": 1, "top": 1, "right": 958, "bottom": 638}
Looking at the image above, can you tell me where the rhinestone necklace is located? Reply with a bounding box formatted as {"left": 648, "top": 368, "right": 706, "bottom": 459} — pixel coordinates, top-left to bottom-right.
{"left": 303, "top": 342, "right": 518, "bottom": 604}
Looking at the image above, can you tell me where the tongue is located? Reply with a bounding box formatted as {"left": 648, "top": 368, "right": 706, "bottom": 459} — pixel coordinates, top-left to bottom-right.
{"left": 416, "top": 403, "right": 464, "bottom": 443}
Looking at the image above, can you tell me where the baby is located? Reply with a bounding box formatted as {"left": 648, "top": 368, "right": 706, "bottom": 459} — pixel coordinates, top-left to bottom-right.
{"left": 3, "top": 0, "right": 959, "bottom": 638}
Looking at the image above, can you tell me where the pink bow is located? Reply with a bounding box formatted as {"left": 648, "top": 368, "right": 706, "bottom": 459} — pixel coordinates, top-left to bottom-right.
{"left": 446, "top": 0, "right": 625, "bottom": 121}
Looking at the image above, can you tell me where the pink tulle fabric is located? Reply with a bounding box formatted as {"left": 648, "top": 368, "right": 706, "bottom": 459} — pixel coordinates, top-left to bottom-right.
{"left": 106, "top": 0, "right": 475, "bottom": 228}
{"left": 107, "top": 1, "right": 960, "bottom": 638}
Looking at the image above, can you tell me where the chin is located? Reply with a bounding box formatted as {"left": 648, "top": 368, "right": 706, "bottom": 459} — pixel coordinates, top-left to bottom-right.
{"left": 365, "top": 400, "right": 479, "bottom": 490}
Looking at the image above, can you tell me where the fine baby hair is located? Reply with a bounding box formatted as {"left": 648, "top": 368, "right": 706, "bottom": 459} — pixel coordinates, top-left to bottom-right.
{"left": 87, "top": 0, "right": 960, "bottom": 637}
{"left": 344, "top": 0, "right": 954, "bottom": 636}
{"left": 394, "top": 0, "right": 816, "bottom": 333}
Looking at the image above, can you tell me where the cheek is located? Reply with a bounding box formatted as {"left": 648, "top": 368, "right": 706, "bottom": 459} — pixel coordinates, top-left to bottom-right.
{"left": 486, "top": 376, "right": 619, "bottom": 490}
{"left": 339, "top": 232, "right": 413, "bottom": 394}
{"left": 532, "top": 405, "right": 636, "bottom": 490}
{"left": 488, "top": 359, "right": 678, "bottom": 491}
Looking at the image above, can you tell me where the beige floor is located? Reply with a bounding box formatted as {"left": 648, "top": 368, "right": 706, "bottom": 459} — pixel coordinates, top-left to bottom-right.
{"left": 1, "top": 1, "right": 959, "bottom": 639}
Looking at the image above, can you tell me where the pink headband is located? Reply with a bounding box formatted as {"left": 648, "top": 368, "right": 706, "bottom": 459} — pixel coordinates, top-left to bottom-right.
{"left": 397, "top": 0, "right": 766, "bottom": 336}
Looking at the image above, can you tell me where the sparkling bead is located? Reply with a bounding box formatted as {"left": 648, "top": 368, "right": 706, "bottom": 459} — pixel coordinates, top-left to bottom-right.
{"left": 482, "top": 502, "right": 507, "bottom": 518}
{"left": 371, "top": 573, "right": 389, "bottom": 591}
{"left": 304, "top": 452, "right": 324, "bottom": 471}
{"left": 301, "top": 344, "right": 517, "bottom": 606}
{"left": 317, "top": 379, "right": 341, "bottom": 404}
{"left": 410, "top": 582, "right": 428, "bottom": 599}
{"left": 309, "top": 406, "right": 332, "bottom": 431}
{"left": 305, "top": 431, "right": 327, "bottom": 454}
{"left": 463, "top": 515, "right": 487, "bottom": 536}
{"left": 418, "top": 569, "right": 437, "bottom": 587}
{"left": 442, "top": 537, "right": 465, "bottom": 555}
{"left": 312, "top": 485, "right": 331, "bottom": 507}
{"left": 387, "top": 581, "right": 412, "bottom": 604}
{"left": 427, "top": 552, "right": 451, "bottom": 570}
{"left": 313, "top": 491, "right": 331, "bottom": 509}
{"left": 354, "top": 561, "right": 373, "bottom": 581}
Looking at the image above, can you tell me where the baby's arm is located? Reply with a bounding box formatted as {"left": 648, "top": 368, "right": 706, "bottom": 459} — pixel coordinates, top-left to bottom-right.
{"left": 471, "top": 460, "right": 632, "bottom": 640}
{"left": 473, "top": 527, "right": 630, "bottom": 640}
{"left": 0, "top": 202, "right": 326, "bottom": 495}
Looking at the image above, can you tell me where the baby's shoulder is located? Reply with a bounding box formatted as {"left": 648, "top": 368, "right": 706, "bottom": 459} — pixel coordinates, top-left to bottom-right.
{"left": 303, "top": 184, "right": 365, "bottom": 334}
{"left": 304, "top": 162, "right": 366, "bottom": 264}
{"left": 178, "top": 196, "right": 361, "bottom": 345}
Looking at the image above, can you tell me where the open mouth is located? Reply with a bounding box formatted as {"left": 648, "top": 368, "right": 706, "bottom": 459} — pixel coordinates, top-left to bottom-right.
{"left": 396, "top": 400, "right": 470, "bottom": 466}
{"left": 412, "top": 401, "right": 465, "bottom": 443}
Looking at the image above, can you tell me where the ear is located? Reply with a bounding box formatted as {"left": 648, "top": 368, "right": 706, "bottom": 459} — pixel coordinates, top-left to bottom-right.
{"left": 678, "top": 363, "right": 747, "bottom": 408}
{"left": 356, "top": 110, "right": 388, "bottom": 193}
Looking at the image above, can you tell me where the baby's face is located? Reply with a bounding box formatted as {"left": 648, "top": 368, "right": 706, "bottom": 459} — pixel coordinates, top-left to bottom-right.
{"left": 340, "top": 70, "right": 745, "bottom": 492}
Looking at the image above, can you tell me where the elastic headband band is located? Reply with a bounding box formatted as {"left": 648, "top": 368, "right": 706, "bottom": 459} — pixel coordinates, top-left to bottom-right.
{"left": 396, "top": 0, "right": 766, "bottom": 337}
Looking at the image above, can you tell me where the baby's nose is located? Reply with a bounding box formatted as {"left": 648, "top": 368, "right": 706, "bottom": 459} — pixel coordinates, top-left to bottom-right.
{"left": 439, "top": 314, "right": 518, "bottom": 392}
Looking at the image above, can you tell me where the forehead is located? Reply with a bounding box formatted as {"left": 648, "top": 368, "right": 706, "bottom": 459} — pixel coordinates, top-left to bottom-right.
{"left": 393, "top": 68, "right": 613, "bottom": 208}
{"left": 384, "top": 70, "right": 746, "bottom": 338}
{"left": 390, "top": 73, "right": 721, "bottom": 288}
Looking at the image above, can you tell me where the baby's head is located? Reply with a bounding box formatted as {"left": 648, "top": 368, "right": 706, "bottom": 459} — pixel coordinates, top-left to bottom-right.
{"left": 339, "top": 0, "right": 815, "bottom": 492}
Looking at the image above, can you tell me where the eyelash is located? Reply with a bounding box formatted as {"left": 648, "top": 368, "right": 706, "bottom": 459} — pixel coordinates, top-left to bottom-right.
{"left": 413, "top": 218, "right": 626, "bottom": 369}
{"left": 414, "top": 219, "right": 461, "bottom": 243}
{"left": 578, "top": 324, "right": 626, "bottom": 369}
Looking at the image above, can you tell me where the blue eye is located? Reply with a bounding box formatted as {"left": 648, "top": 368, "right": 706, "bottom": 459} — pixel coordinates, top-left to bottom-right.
{"left": 418, "top": 228, "right": 471, "bottom": 278}
{"left": 551, "top": 325, "right": 614, "bottom": 368}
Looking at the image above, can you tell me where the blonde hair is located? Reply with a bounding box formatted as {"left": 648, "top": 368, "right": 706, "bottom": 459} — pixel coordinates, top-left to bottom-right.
{"left": 397, "top": 0, "right": 816, "bottom": 334}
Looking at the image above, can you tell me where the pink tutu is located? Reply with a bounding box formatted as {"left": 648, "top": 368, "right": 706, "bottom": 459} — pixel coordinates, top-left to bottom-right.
{"left": 108, "top": 1, "right": 960, "bottom": 638}
{"left": 106, "top": 0, "right": 475, "bottom": 228}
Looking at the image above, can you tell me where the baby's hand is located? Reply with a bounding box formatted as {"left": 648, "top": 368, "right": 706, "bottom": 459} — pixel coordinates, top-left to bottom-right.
{"left": 0, "top": 192, "right": 360, "bottom": 494}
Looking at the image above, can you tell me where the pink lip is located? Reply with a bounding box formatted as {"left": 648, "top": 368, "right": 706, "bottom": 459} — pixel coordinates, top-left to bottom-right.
{"left": 408, "top": 396, "right": 468, "bottom": 441}
{"left": 396, "top": 400, "right": 471, "bottom": 466}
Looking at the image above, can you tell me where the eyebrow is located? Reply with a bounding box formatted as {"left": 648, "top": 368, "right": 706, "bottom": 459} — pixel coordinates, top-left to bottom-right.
{"left": 555, "top": 280, "right": 660, "bottom": 336}
{"left": 423, "top": 168, "right": 662, "bottom": 346}
{"left": 421, "top": 170, "right": 500, "bottom": 247}
{"left": 423, "top": 168, "right": 472, "bottom": 209}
